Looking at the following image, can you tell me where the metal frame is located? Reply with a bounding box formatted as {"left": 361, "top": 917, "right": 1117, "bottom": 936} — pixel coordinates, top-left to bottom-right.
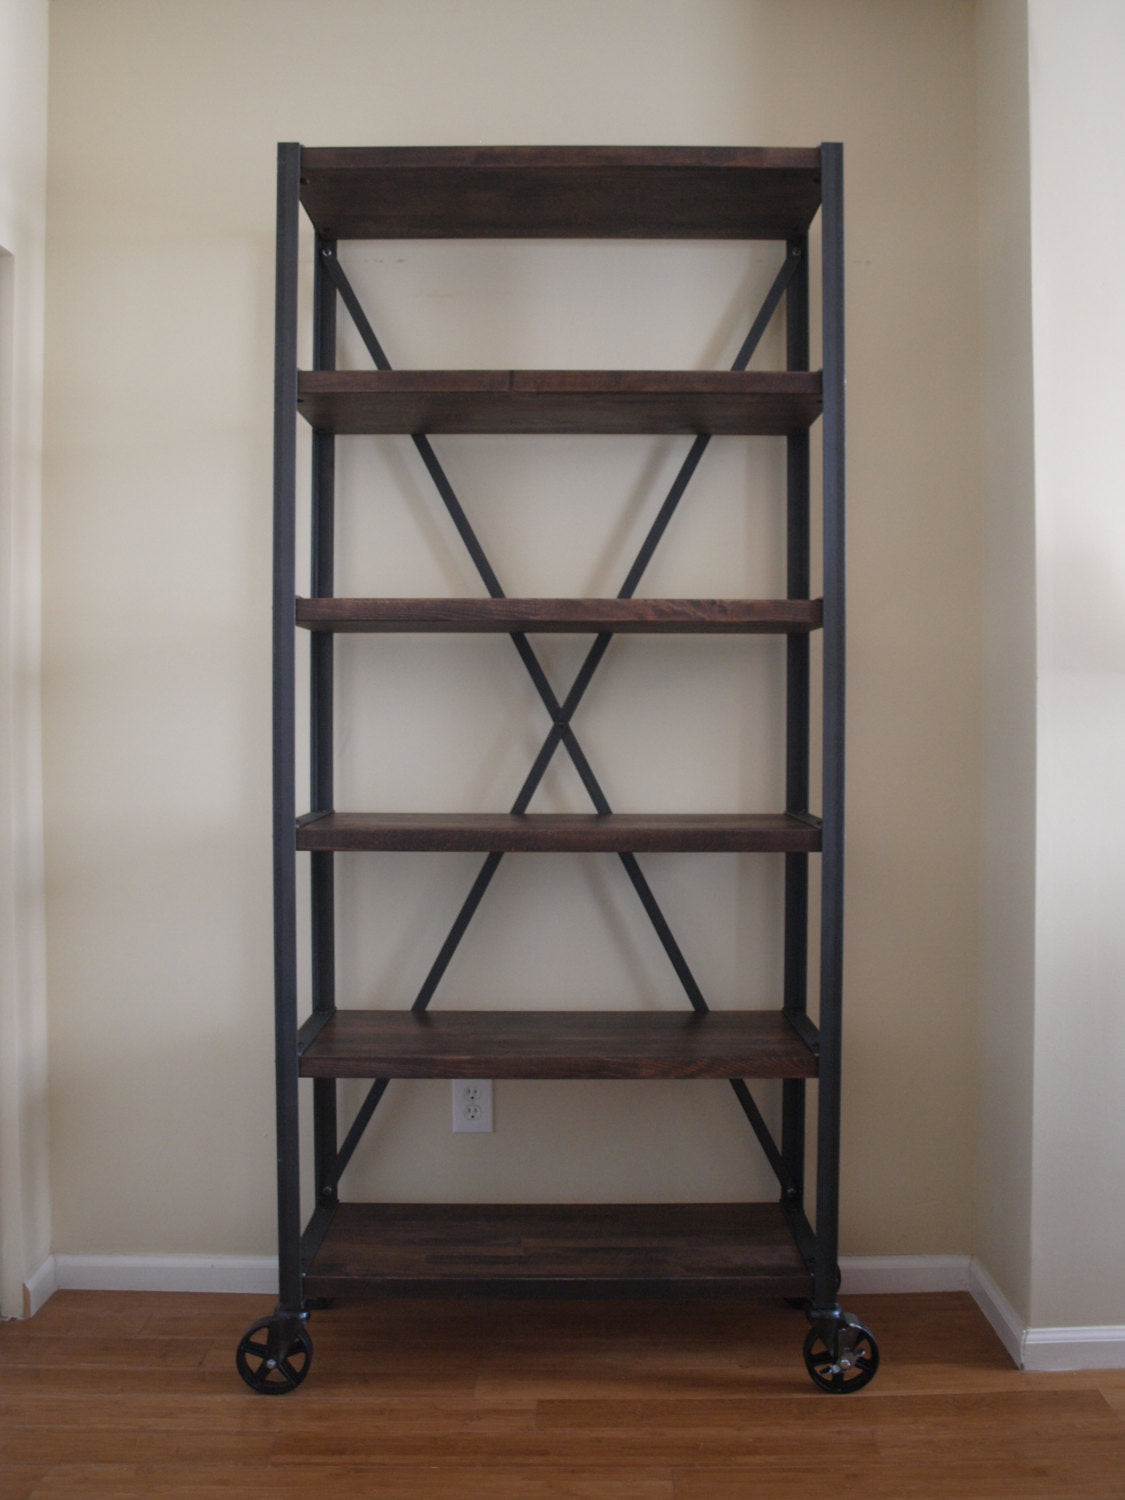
{"left": 812, "top": 141, "right": 846, "bottom": 1327}
{"left": 270, "top": 143, "right": 303, "bottom": 1347}
{"left": 266, "top": 140, "right": 849, "bottom": 1365}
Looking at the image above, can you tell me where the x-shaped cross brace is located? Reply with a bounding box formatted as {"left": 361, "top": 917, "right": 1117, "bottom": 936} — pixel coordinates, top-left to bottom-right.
{"left": 319, "top": 243, "right": 804, "bottom": 1191}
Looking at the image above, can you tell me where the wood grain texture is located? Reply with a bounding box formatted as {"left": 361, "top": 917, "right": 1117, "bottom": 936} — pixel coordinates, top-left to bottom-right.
{"left": 298, "top": 1009, "right": 818, "bottom": 1080}
{"left": 295, "top": 812, "right": 821, "bottom": 854}
{"left": 295, "top": 370, "right": 822, "bottom": 435}
{"left": 298, "top": 146, "right": 823, "bottom": 240}
{"left": 4, "top": 1290, "right": 1125, "bottom": 1496}
{"left": 295, "top": 597, "right": 823, "bottom": 634}
{"left": 302, "top": 1203, "right": 812, "bottom": 1300}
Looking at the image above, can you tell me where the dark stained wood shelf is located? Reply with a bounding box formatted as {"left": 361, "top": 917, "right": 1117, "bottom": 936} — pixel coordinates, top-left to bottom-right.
{"left": 296, "top": 370, "right": 822, "bottom": 435}
{"left": 298, "top": 146, "right": 823, "bottom": 241}
{"left": 302, "top": 1202, "right": 812, "bottom": 1299}
{"left": 299, "top": 1009, "right": 818, "bottom": 1080}
{"left": 296, "top": 596, "right": 823, "bottom": 634}
{"left": 296, "top": 812, "right": 821, "bottom": 854}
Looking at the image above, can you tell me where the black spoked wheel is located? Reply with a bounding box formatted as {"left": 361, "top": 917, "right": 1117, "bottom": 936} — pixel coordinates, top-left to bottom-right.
{"left": 803, "top": 1316, "right": 879, "bottom": 1393}
{"left": 236, "top": 1317, "right": 313, "bottom": 1395}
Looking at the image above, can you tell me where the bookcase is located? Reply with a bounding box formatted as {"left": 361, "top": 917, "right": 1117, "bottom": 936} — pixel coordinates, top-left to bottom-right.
{"left": 236, "top": 144, "right": 878, "bottom": 1394}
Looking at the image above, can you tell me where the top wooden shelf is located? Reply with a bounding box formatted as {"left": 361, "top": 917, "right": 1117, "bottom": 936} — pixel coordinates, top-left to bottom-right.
{"left": 298, "top": 146, "right": 824, "bottom": 240}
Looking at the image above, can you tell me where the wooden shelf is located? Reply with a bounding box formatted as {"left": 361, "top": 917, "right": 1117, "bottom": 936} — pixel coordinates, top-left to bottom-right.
{"left": 298, "top": 146, "right": 823, "bottom": 241}
{"left": 299, "top": 1009, "right": 818, "bottom": 1080}
{"left": 296, "top": 597, "right": 823, "bottom": 634}
{"left": 302, "top": 1202, "right": 812, "bottom": 1299}
{"left": 296, "top": 812, "right": 821, "bottom": 854}
{"left": 296, "top": 370, "right": 822, "bottom": 435}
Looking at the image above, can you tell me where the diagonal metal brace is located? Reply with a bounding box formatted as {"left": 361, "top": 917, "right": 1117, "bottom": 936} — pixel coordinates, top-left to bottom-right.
{"left": 319, "top": 243, "right": 801, "bottom": 1184}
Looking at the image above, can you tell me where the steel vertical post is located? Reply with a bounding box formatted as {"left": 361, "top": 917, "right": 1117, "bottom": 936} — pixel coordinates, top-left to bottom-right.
{"left": 272, "top": 143, "right": 303, "bottom": 1317}
{"left": 782, "top": 231, "right": 811, "bottom": 1209}
{"left": 310, "top": 237, "right": 338, "bottom": 1210}
{"left": 813, "top": 142, "right": 846, "bottom": 1312}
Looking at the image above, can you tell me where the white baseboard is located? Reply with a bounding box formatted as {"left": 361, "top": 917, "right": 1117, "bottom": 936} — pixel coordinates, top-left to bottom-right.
{"left": 839, "top": 1254, "right": 971, "bottom": 1294}
{"left": 969, "top": 1257, "right": 1025, "bottom": 1365}
{"left": 22, "top": 1255, "right": 58, "bottom": 1317}
{"left": 1022, "top": 1324, "right": 1125, "bottom": 1371}
{"left": 969, "top": 1258, "right": 1125, "bottom": 1371}
{"left": 48, "top": 1253, "right": 276, "bottom": 1297}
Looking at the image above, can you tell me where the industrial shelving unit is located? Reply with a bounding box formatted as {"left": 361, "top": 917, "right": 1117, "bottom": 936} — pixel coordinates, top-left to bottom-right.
{"left": 237, "top": 143, "right": 878, "bottom": 1394}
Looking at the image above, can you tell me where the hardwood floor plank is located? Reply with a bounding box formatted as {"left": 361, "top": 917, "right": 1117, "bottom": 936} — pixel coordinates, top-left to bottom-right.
{"left": 0, "top": 1467, "right": 51, "bottom": 1500}
{"left": 673, "top": 1466, "right": 886, "bottom": 1500}
{"left": 0, "top": 1334, "right": 214, "bottom": 1369}
{"left": 5, "top": 1290, "right": 261, "bottom": 1339}
{"left": 869, "top": 1386, "right": 1120, "bottom": 1441}
{"left": 537, "top": 1394, "right": 876, "bottom": 1429}
{"left": 267, "top": 1422, "right": 877, "bottom": 1467}
{"left": 673, "top": 1462, "right": 1125, "bottom": 1500}
{"left": 477, "top": 1366, "right": 810, "bottom": 1400}
{"left": 0, "top": 1392, "right": 536, "bottom": 1434}
{"left": 868, "top": 1464, "right": 1125, "bottom": 1499}
{"left": 21, "top": 1465, "right": 676, "bottom": 1499}
{"left": 0, "top": 1365, "right": 249, "bottom": 1396}
{"left": 4, "top": 1427, "right": 277, "bottom": 1466}
{"left": 1095, "top": 1375, "right": 1125, "bottom": 1418}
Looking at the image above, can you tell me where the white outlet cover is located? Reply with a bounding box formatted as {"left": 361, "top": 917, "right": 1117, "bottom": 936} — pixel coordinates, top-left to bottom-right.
{"left": 452, "top": 1078, "right": 493, "bottom": 1133}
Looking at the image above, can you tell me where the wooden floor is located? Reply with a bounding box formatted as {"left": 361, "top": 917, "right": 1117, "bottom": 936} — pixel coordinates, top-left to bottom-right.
{"left": 3, "top": 1290, "right": 1125, "bottom": 1497}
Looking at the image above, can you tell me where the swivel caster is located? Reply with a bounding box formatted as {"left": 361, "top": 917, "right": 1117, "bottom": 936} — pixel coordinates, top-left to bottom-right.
{"left": 236, "top": 1316, "right": 313, "bottom": 1394}
{"left": 803, "top": 1313, "right": 879, "bottom": 1393}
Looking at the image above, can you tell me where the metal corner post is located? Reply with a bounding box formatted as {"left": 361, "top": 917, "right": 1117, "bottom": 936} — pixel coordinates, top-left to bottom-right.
{"left": 814, "top": 141, "right": 845, "bottom": 1310}
{"left": 782, "top": 230, "right": 812, "bottom": 1204}
{"left": 272, "top": 141, "right": 303, "bottom": 1317}
{"left": 310, "top": 233, "right": 339, "bottom": 1209}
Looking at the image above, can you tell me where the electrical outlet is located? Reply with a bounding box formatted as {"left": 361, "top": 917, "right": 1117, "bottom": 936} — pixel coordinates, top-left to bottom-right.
{"left": 452, "top": 1079, "right": 493, "bottom": 1133}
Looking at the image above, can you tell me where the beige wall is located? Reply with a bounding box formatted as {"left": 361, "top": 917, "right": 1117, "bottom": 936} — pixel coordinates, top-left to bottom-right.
{"left": 0, "top": 0, "right": 50, "bottom": 1315}
{"left": 1026, "top": 0, "right": 1125, "bottom": 1330}
{"left": 41, "top": 0, "right": 982, "bottom": 1259}
{"left": 975, "top": 0, "right": 1036, "bottom": 1326}
{"left": 973, "top": 0, "right": 1125, "bottom": 1340}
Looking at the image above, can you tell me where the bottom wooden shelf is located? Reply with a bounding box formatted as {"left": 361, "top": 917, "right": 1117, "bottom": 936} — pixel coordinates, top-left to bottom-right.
{"left": 303, "top": 1202, "right": 811, "bottom": 1300}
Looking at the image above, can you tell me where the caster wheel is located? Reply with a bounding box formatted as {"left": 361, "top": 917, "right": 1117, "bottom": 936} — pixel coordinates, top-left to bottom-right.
{"left": 236, "top": 1317, "right": 312, "bottom": 1394}
{"left": 803, "top": 1316, "right": 879, "bottom": 1393}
